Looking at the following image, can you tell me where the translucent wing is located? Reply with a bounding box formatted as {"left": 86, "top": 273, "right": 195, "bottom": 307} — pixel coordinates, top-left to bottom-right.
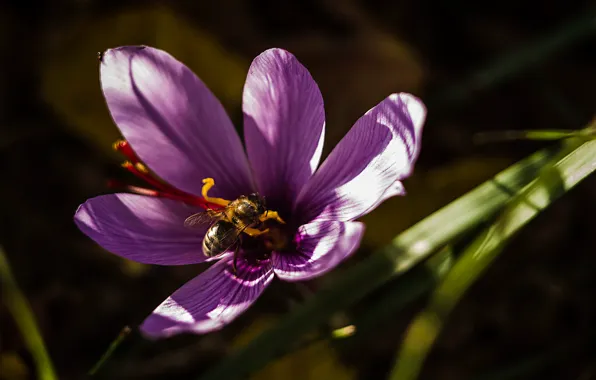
{"left": 184, "top": 210, "right": 224, "bottom": 229}
{"left": 218, "top": 227, "right": 244, "bottom": 252}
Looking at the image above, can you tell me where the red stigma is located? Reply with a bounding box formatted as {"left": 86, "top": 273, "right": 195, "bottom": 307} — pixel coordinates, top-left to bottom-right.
{"left": 109, "top": 140, "right": 223, "bottom": 211}
{"left": 113, "top": 140, "right": 137, "bottom": 163}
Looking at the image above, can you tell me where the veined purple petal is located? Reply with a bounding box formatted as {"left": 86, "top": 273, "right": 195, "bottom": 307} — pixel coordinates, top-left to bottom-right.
{"left": 140, "top": 255, "right": 273, "bottom": 337}
{"left": 100, "top": 46, "right": 253, "bottom": 199}
{"left": 272, "top": 220, "right": 365, "bottom": 281}
{"left": 74, "top": 193, "right": 208, "bottom": 265}
{"left": 243, "top": 48, "right": 325, "bottom": 210}
{"left": 295, "top": 93, "right": 425, "bottom": 223}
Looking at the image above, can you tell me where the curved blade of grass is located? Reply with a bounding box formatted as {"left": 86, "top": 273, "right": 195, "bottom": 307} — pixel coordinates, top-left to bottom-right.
{"left": 389, "top": 137, "right": 596, "bottom": 380}
{"left": 336, "top": 246, "right": 455, "bottom": 349}
{"left": 0, "top": 246, "right": 57, "bottom": 380}
{"left": 88, "top": 326, "right": 131, "bottom": 376}
{"left": 474, "top": 129, "right": 588, "bottom": 144}
{"left": 265, "top": 248, "right": 455, "bottom": 367}
{"left": 251, "top": 247, "right": 455, "bottom": 366}
{"left": 197, "top": 136, "right": 590, "bottom": 380}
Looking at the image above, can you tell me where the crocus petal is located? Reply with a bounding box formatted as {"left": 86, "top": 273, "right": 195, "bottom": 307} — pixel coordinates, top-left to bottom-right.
{"left": 100, "top": 46, "right": 253, "bottom": 199}
{"left": 243, "top": 48, "right": 325, "bottom": 209}
{"left": 295, "top": 93, "right": 425, "bottom": 223}
{"left": 74, "top": 193, "right": 209, "bottom": 265}
{"left": 272, "top": 220, "right": 365, "bottom": 281}
{"left": 140, "top": 255, "right": 273, "bottom": 337}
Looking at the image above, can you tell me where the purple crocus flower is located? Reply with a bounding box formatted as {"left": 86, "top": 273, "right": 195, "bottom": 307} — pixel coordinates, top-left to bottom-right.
{"left": 74, "top": 46, "right": 426, "bottom": 338}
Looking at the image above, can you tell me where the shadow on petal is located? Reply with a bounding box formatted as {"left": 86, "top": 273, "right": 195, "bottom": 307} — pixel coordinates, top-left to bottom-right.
{"left": 295, "top": 93, "right": 425, "bottom": 223}
{"left": 141, "top": 254, "right": 274, "bottom": 338}
{"left": 74, "top": 193, "right": 208, "bottom": 265}
{"left": 272, "top": 220, "right": 365, "bottom": 281}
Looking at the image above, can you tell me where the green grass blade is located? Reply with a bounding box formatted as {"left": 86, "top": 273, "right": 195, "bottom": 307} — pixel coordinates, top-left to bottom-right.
{"left": 0, "top": 246, "right": 57, "bottom": 380}
{"left": 88, "top": 326, "right": 131, "bottom": 376}
{"left": 474, "top": 129, "right": 583, "bottom": 143}
{"left": 388, "top": 137, "right": 596, "bottom": 380}
{"left": 338, "top": 246, "right": 455, "bottom": 348}
{"left": 197, "top": 137, "right": 589, "bottom": 380}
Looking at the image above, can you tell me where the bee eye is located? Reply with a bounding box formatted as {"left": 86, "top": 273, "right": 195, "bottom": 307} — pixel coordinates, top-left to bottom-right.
{"left": 247, "top": 193, "right": 260, "bottom": 203}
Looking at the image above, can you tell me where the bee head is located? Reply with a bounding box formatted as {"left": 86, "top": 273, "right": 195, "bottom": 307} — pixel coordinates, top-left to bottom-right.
{"left": 247, "top": 193, "right": 267, "bottom": 215}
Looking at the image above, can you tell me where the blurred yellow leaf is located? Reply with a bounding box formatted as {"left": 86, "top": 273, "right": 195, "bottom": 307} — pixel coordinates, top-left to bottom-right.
{"left": 0, "top": 352, "right": 28, "bottom": 380}
{"left": 233, "top": 318, "right": 355, "bottom": 380}
{"left": 119, "top": 259, "right": 151, "bottom": 277}
{"left": 41, "top": 7, "right": 247, "bottom": 154}
{"left": 362, "top": 157, "right": 512, "bottom": 247}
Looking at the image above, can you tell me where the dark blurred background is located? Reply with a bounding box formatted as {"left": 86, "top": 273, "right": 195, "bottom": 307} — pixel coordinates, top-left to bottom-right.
{"left": 1, "top": 1, "right": 595, "bottom": 379}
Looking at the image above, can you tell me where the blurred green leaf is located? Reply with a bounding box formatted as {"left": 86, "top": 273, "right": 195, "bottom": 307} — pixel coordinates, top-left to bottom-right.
{"left": 389, "top": 136, "right": 596, "bottom": 380}
{"left": 197, "top": 134, "right": 588, "bottom": 380}
{"left": 41, "top": 7, "right": 247, "bottom": 154}
{"left": 474, "top": 129, "right": 591, "bottom": 144}
{"left": 339, "top": 246, "right": 455, "bottom": 350}
{"left": 0, "top": 247, "right": 57, "bottom": 380}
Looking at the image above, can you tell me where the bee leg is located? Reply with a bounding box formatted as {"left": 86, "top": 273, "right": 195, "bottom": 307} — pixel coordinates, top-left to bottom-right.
{"left": 206, "top": 209, "right": 219, "bottom": 218}
{"left": 259, "top": 210, "right": 285, "bottom": 224}
{"left": 201, "top": 178, "right": 231, "bottom": 207}
{"left": 244, "top": 227, "right": 269, "bottom": 237}
{"left": 232, "top": 241, "right": 241, "bottom": 274}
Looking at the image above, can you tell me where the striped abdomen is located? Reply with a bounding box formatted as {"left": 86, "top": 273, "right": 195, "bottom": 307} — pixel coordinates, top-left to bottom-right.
{"left": 202, "top": 220, "right": 239, "bottom": 257}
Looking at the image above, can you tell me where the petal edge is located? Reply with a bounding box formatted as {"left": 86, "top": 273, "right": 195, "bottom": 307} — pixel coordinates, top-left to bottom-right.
{"left": 101, "top": 46, "right": 253, "bottom": 199}
{"left": 140, "top": 255, "right": 273, "bottom": 337}
{"left": 273, "top": 220, "right": 365, "bottom": 281}
{"left": 243, "top": 48, "right": 325, "bottom": 210}
{"left": 295, "top": 93, "right": 425, "bottom": 223}
{"left": 74, "top": 193, "right": 208, "bottom": 265}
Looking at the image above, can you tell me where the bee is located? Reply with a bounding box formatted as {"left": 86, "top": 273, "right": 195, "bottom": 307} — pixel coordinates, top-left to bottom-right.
{"left": 184, "top": 194, "right": 268, "bottom": 269}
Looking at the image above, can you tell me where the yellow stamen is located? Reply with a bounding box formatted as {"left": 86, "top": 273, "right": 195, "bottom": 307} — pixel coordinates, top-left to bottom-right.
{"left": 121, "top": 161, "right": 133, "bottom": 168}
{"left": 201, "top": 178, "right": 231, "bottom": 207}
{"left": 244, "top": 227, "right": 270, "bottom": 237}
{"left": 112, "top": 139, "right": 126, "bottom": 151}
{"left": 260, "top": 210, "right": 285, "bottom": 224}
{"left": 134, "top": 162, "right": 149, "bottom": 173}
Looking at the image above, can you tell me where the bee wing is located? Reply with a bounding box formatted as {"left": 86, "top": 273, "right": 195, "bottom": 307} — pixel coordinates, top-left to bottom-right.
{"left": 218, "top": 226, "right": 244, "bottom": 252}
{"left": 184, "top": 211, "right": 224, "bottom": 228}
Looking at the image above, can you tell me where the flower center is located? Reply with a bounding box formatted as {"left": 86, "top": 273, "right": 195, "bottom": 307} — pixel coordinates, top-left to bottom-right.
{"left": 241, "top": 222, "right": 296, "bottom": 265}
{"left": 199, "top": 178, "right": 295, "bottom": 266}
{"left": 263, "top": 224, "right": 292, "bottom": 251}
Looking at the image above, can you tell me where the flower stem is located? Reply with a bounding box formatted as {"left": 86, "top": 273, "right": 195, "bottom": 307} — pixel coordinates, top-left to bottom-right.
{"left": 0, "top": 246, "right": 57, "bottom": 380}
{"left": 88, "top": 325, "right": 132, "bottom": 376}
